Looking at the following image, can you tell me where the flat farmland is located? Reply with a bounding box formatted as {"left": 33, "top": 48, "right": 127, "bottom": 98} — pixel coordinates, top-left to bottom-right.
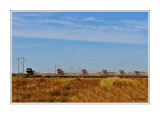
{"left": 12, "top": 76, "right": 148, "bottom": 103}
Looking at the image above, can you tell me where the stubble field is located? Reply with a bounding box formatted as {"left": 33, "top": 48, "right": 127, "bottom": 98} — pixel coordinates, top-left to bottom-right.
{"left": 12, "top": 76, "right": 148, "bottom": 103}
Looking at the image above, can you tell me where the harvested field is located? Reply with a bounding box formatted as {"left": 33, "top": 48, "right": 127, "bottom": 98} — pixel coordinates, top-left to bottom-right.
{"left": 12, "top": 76, "right": 148, "bottom": 103}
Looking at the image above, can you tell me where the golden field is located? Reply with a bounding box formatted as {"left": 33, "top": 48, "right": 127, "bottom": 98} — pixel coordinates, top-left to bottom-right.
{"left": 12, "top": 76, "right": 148, "bottom": 103}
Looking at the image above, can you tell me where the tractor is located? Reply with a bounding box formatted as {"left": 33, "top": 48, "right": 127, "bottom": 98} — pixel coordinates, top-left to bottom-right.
{"left": 81, "top": 69, "right": 88, "bottom": 75}
{"left": 133, "top": 71, "right": 140, "bottom": 75}
{"left": 101, "top": 70, "right": 107, "bottom": 75}
{"left": 24, "top": 68, "right": 34, "bottom": 76}
{"left": 119, "top": 70, "right": 124, "bottom": 75}
{"left": 56, "top": 69, "right": 64, "bottom": 75}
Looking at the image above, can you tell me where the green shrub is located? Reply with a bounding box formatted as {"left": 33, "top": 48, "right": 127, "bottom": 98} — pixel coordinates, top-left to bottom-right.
{"left": 100, "top": 78, "right": 115, "bottom": 86}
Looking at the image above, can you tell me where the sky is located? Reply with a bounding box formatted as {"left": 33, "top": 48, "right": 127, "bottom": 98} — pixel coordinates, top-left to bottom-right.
{"left": 12, "top": 11, "right": 148, "bottom": 73}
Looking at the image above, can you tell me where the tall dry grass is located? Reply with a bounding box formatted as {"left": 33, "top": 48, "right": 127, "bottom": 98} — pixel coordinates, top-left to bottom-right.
{"left": 12, "top": 76, "right": 148, "bottom": 103}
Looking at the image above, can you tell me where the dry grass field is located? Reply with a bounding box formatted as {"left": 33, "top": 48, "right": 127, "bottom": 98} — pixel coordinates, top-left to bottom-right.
{"left": 12, "top": 76, "right": 148, "bottom": 103}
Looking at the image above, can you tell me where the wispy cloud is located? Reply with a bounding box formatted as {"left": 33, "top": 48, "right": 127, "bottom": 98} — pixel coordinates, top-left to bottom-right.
{"left": 12, "top": 13, "right": 148, "bottom": 45}
{"left": 65, "top": 16, "right": 104, "bottom": 22}
{"left": 64, "top": 16, "right": 79, "bottom": 21}
{"left": 12, "top": 43, "right": 45, "bottom": 49}
{"left": 81, "top": 17, "right": 104, "bottom": 22}
{"left": 13, "top": 25, "right": 147, "bottom": 45}
{"left": 41, "top": 19, "right": 74, "bottom": 25}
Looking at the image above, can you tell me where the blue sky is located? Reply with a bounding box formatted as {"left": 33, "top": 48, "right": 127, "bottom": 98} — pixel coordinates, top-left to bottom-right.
{"left": 12, "top": 12, "right": 148, "bottom": 73}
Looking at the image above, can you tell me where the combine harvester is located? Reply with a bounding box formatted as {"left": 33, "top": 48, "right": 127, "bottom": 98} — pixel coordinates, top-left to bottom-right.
{"left": 133, "top": 71, "right": 140, "bottom": 75}
{"left": 23, "top": 68, "right": 148, "bottom": 78}
{"left": 24, "top": 68, "right": 41, "bottom": 77}
{"left": 80, "top": 69, "right": 88, "bottom": 75}
{"left": 24, "top": 68, "right": 34, "bottom": 77}
{"left": 56, "top": 69, "right": 64, "bottom": 75}
{"left": 101, "top": 70, "right": 107, "bottom": 75}
{"left": 118, "top": 70, "right": 125, "bottom": 75}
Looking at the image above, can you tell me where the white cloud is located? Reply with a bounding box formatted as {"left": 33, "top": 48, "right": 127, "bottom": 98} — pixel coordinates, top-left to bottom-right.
{"left": 12, "top": 14, "right": 148, "bottom": 45}
{"left": 65, "top": 16, "right": 78, "bottom": 21}
{"left": 13, "top": 25, "right": 148, "bottom": 45}
{"left": 82, "top": 17, "right": 95, "bottom": 21}
{"left": 64, "top": 16, "right": 104, "bottom": 22}
{"left": 81, "top": 17, "right": 104, "bottom": 22}
{"left": 12, "top": 43, "right": 45, "bottom": 48}
{"left": 42, "top": 19, "right": 74, "bottom": 25}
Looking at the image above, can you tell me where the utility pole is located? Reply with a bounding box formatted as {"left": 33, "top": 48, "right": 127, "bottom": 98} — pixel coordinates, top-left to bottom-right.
{"left": 18, "top": 57, "right": 19, "bottom": 73}
{"left": 23, "top": 57, "right": 24, "bottom": 73}
{"left": 16, "top": 57, "right": 25, "bottom": 74}
{"left": 55, "top": 65, "right": 56, "bottom": 73}
{"left": 16, "top": 57, "right": 19, "bottom": 74}
{"left": 70, "top": 67, "right": 73, "bottom": 74}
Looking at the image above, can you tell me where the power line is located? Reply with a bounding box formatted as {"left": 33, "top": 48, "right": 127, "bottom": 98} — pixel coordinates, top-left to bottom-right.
{"left": 16, "top": 57, "right": 25, "bottom": 74}
{"left": 16, "top": 57, "right": 19, "bottom": 73}
{"left": 55, "top": 65, "right": 56, "bottom": 73}
{"left": 23, "top": 57, "right": 24, "bottom": 73}
{"left": 70, "top": 66, "right": 74, "bottom": 74}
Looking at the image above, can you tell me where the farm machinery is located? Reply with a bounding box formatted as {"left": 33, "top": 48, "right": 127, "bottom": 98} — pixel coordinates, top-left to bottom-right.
{"left": 133, "top": 71, "right": 140, "bottom": 75}
{"left": 24, "top": 68, "right": 34, "bottom": 77}
{"left": 81, "top": 69, "right": 88, "bottom": 75}
{"left": 119, "top": 70, "right": 124, "bottom": 75}
{"left": 56, "top": 69, "right": 64, "bottom": 75}
{"left": 101, "top": 70, "right": 107, "bottom": 75}
{"left": 21, "top": 67, "right": 147, "bottom": 78}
